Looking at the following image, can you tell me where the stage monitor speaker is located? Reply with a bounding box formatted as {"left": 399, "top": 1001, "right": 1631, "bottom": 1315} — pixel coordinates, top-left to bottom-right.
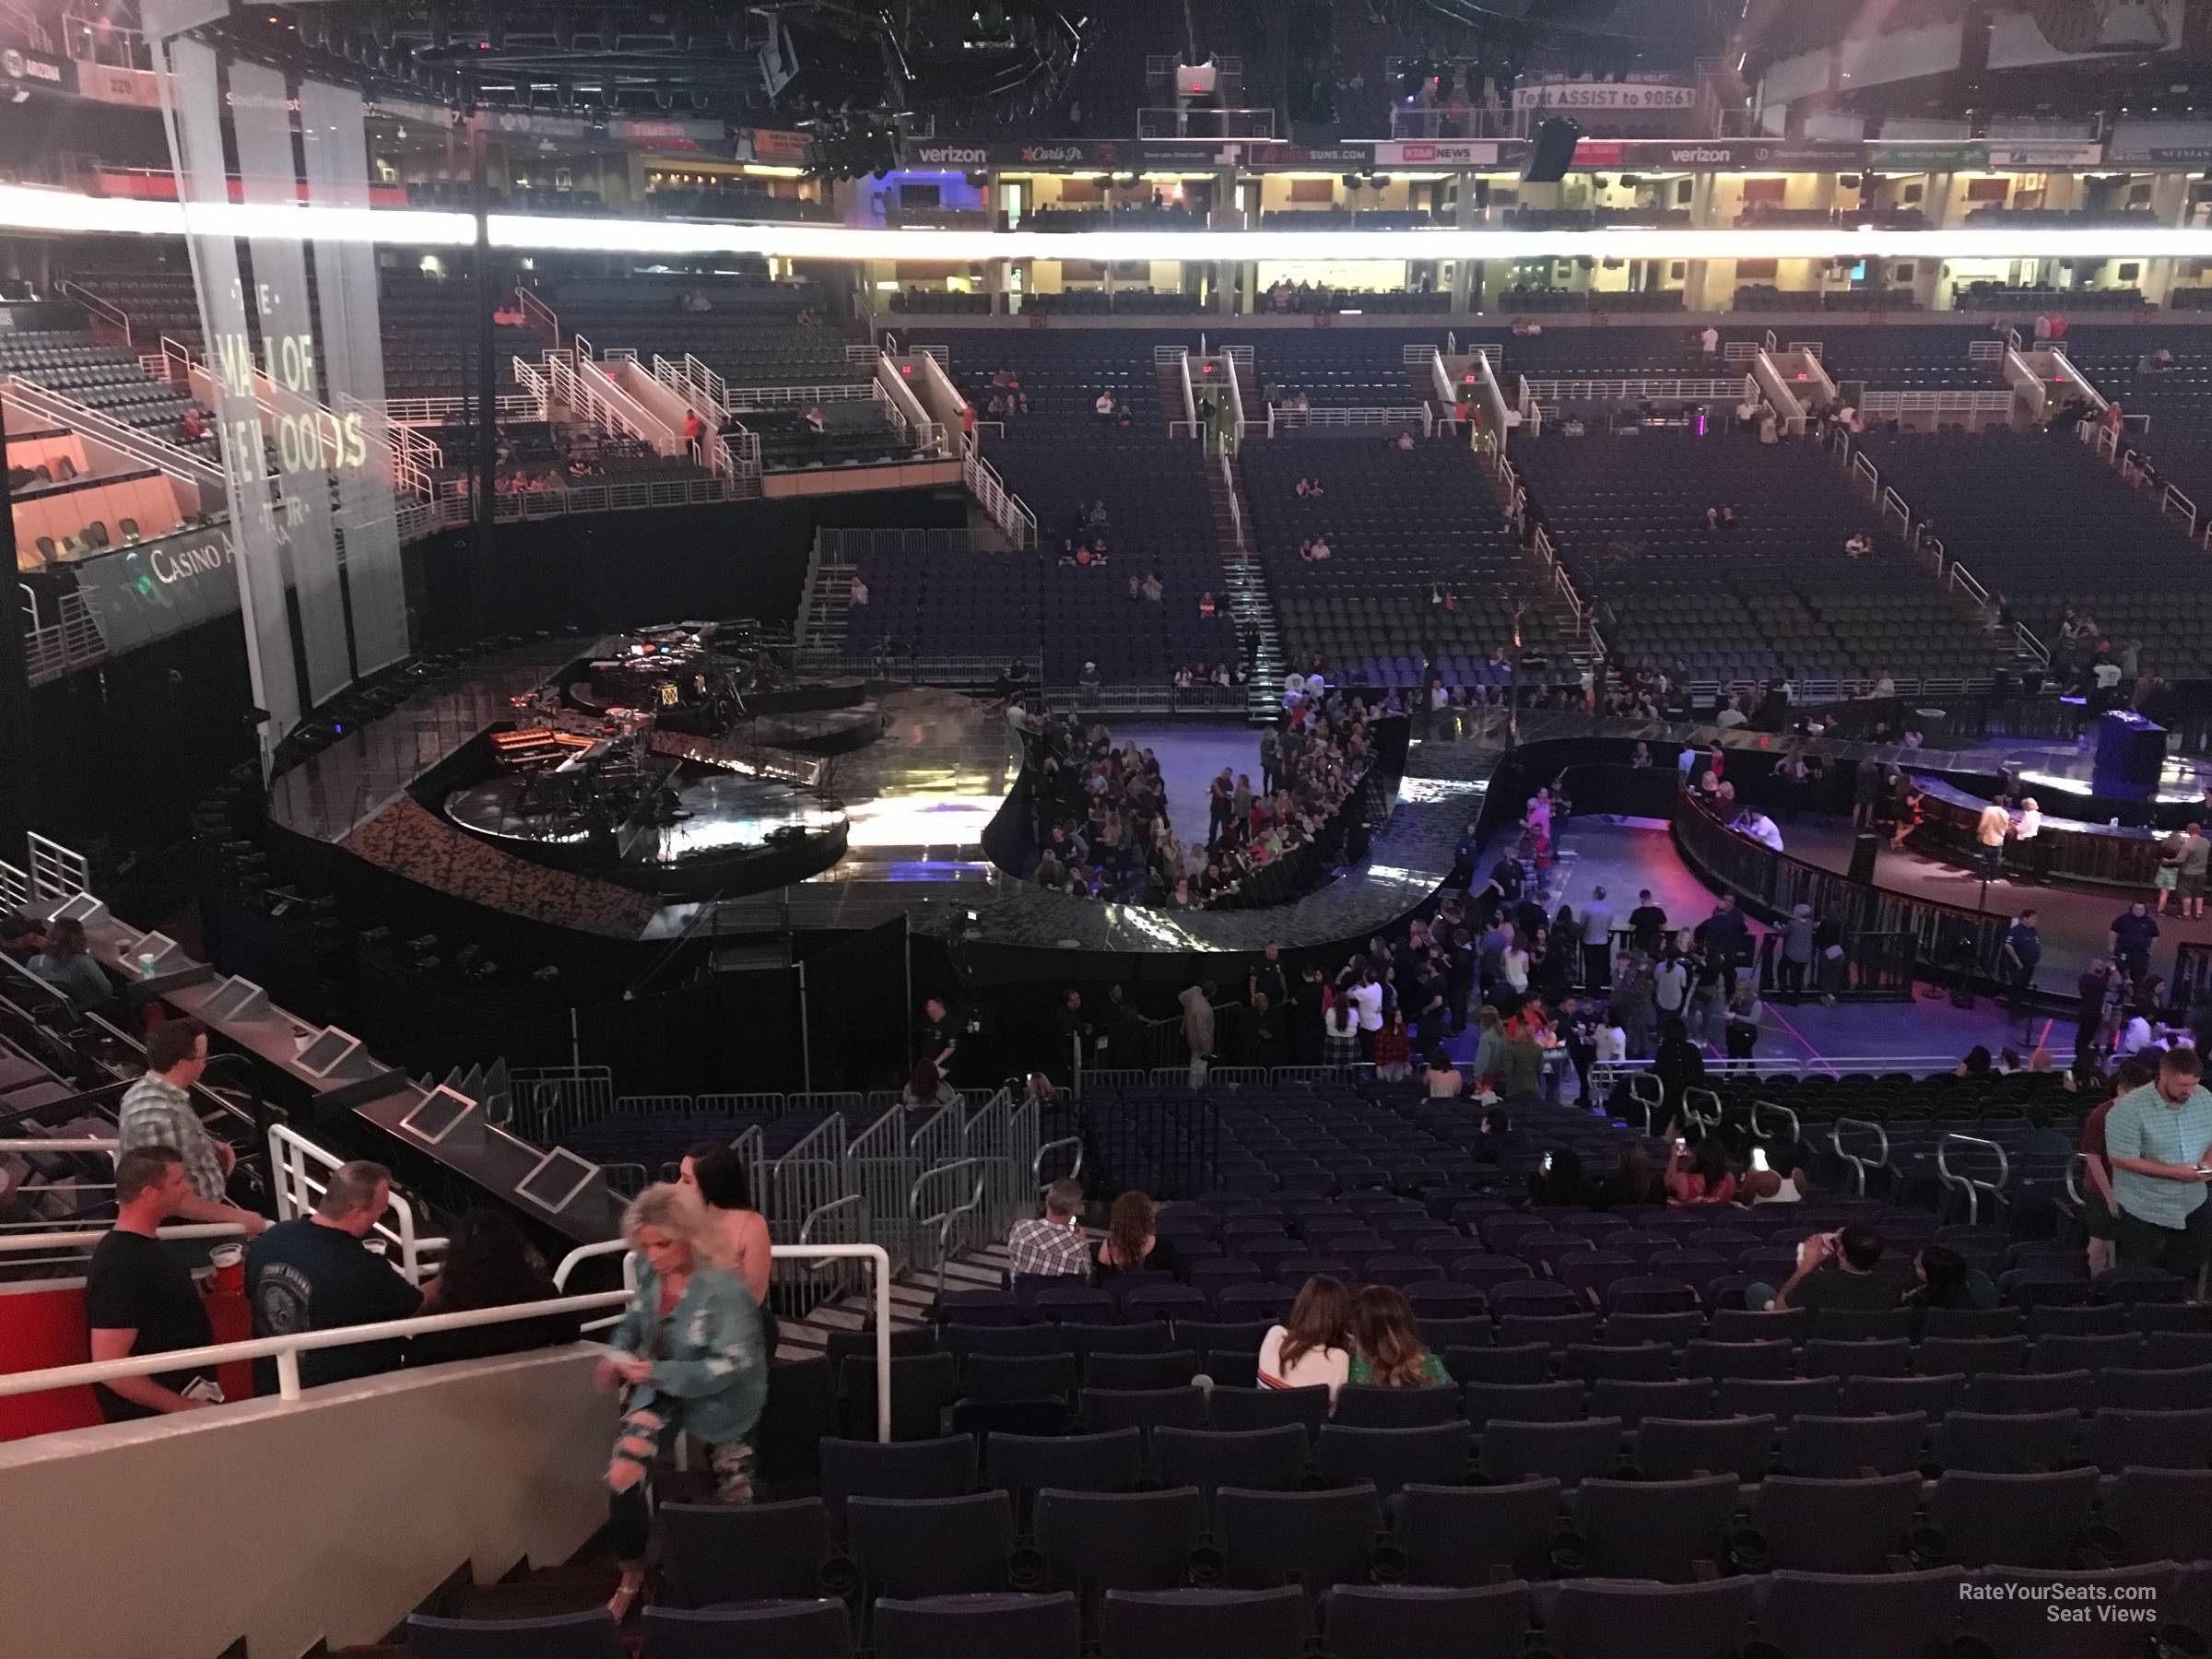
{"left": 1848, "top": 832, "right": 1879, "bottom": 885}
{"left": 1523, "top": 119, "right": 1582, "bottom": 183}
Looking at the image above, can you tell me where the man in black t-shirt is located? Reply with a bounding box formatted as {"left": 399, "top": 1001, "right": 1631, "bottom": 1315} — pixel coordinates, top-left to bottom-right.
{"left": 1628, "top": 890, "right": 1668, "bottom": 959}
{"left": 85, "top": 1147, "right": 217, "bottom": 1421}
{"left": 247, "top": 1159, "right": 425, "bottom": 1391}
{"left": 916, "top": 996, "right": 958, "bottom": 1074}
{"left": 1756, "top": 1224, "right": 1910, "bottom": 1312}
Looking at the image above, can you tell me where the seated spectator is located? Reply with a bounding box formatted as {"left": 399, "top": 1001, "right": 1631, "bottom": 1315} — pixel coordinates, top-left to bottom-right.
{"left": 1425, "top": 1048, "right": 1464, "bottom": 1099}
{"left": 1094, "top": 1190, "right": 1178, "bottom": 1284}
{"left": 1308, "top": 535, "right": 1332, "bottom": 560}
{"left": 85, "top": 1147, "right": 218, "bottom": 1420}
{"left": 1475, "top": 1106, "right": 1529, "bottom": 1165}
{"left": 1750, "top": 1223, "right": 1909, "bottom": 1312}
{"left": 900, "top": 1058, "right": 959, "bottom": 1109}
{"left": 1746, "top": 1144, "right": 1811, "bottom": 1205}
{"left": 1008, "top": 1178, "right": 1089, "bottom": 1277}
{"left": 1592, "top": 1141, "right": 1665, "bottom": 1210}
{"left": 801, "top": 406, "right": 825, "bottom": 435}
{"left": 1391, "top": 429, "right": 1415, "bottom": 451}
{"left": 0, "top": 911, "right": 41, "bottom": 963}
{"left": 1346, "top": 1285, "right": 1451, "bottom": 1389}
{"left": 25, "top": 915, "right": 112, "bottom": 1014}
{"left": 1906, "top": 1242, "right": 1999, "bottom": 1312}
{"left": 1094, "top": 390, "right": 1115, "bottom": 419}
{"left": 1665, "top": 1132, "right": 1737, "bottom": 1207}
{"left": 1259, "top": 1274, "right": 1352, "bottom": 1397}
{"left": 406, "top": 1209, "right": 578, "bottom": 1368}
{"left": 1527, "top": 1147, "right": 1585, "bottom": 1207}
{"left": 246, "top": 1159, "right": 427, "bottom": 1390}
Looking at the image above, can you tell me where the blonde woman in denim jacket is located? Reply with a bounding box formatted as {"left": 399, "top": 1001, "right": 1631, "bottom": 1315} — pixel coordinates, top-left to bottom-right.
{"left": 597, "top": 1182, "right": 769, "bottom": 1621}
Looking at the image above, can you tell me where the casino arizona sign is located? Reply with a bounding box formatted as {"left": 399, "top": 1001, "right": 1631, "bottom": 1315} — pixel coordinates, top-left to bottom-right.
{"left": 147, "top": 537, "right": 233, "bottom": 587}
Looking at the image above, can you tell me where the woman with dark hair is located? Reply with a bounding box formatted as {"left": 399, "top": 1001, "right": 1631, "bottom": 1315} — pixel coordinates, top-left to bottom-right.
{"left": 679, "top": 1143, "right": 774, "bottom": 1312}
{"left": 1592, "top": 1141, "right": 1665, "bottom": 1210}
{"left": 26, "top": 916, "right": 112, "bottom": 1014}
{"left": 1347, "top": 1285, "right": 1450, "bottom": 1389}
{"left": 1665, "top": 1132, "right": 1738, "bottom": 1207}
{"left": 1259, "top": 1274, "right": 1352, "bottom": 1398}
{"left": 1095, "top": 1190, "right": 1177, "bottom": 1284}
{"left": 1908, "top": 1243, "right": 1998, "bottom": 1311}
{"left": 901, "top": 1058, "right": 959, "bottom": 1109}
{"left": 406, "top": 1209, "right": 579, "bottom": 1368}
{"left": 1527, "top": 1146, "right": 1586, "bottom": 1207}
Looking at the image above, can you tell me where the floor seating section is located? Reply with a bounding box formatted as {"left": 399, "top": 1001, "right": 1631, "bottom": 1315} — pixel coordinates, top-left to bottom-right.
{"left": 546, "top": 276, "right": 866, "bottom": 391}
{"left": 1510, "top": 430, "right": 2010, "bottom": 682}
{"left": 1850, "top": 427, "right": 2212, "bottom": 677}
{"left": 1238, "top": 429, "right": 1570, "bottom": 687}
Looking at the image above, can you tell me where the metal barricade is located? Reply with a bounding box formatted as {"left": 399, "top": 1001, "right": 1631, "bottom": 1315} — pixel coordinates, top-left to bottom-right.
{"left": 911, "top": 1156, "right": 990, "bottom": 1295}
{"left": 846, "top": 1102, "right": 959, "bottom": 1273}
{"left": 511, "top": 1065, "right": 616, "bottom": 1139}
{"left": 767, "top": 1112, "right": 849, "bottom": 1249}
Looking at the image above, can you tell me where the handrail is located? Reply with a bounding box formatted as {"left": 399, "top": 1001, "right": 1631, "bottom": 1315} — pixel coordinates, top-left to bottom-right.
{"left": 1749, "top": 1099, "right": 1801, "bottom": 1145}
{"left": 3, "top": 374, "right": 227, "bottom": 493}
{"left": 1830, "top": 1115, "right": 1890, "bottom": 1197}
{"left": 1627, "top": 1071, "right": 1664, "bottom": 1134}
{"left": 0, "top": 1288, "right": 631, "bottom": 1406}
{"left": 1034, "top": 1135, "right": 1083, "bottom": 1190}
{"left": 911, "top": 1155, "right": 989, "bottom": 1299}
{"left": 1680, "top": 1086, "right": 1723, "bottom": 1135}
{"left": 1936, "top": 1133, "right": 2010, "bottom": 1229}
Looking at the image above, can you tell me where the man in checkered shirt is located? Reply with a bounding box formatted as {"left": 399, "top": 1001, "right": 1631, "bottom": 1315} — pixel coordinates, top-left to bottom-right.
{"left": 116, "top": 1020, "right": 266, "bottom": 1236}
{"left": 1006, "top": 1179, "right": 1090, "bottom": 1277}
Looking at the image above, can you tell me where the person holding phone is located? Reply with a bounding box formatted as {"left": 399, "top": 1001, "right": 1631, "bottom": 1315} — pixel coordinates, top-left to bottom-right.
{"left": 2102, "top": 1048, "right": 2212, "bottom": 1277}
{"left": 1749, "top": 1223, "right": 1905, "bottom": 1312}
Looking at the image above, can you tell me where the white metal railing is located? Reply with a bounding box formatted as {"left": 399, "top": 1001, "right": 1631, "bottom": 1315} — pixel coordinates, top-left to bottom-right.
{"left": 0, "top": 1241, "right": 894, "bottom": 1434}
{"left": 268, "top": 1124, "right": 445, "bottom": 1284}
{"left": 1879, "top": 485, "right": 1913, "bottom": 540}
{"left": 4, "top": 374, "right": 226, "bottom": 493}
{"left": 1268, "top": 405, "right": 1432, "bottom": 437}
{"left": 26, "top": 831, "right": 88, "bottom": 904}
{"left": 0, "top": 854, "right": 29, "bottom": 912}
{"left": 543, "top": 352, "right": 676, "bottom": 453}
{"left": 55, "top": 277, "right": 130, "bottom": 342}
{"left": 23, "top": 586, "right": 109, "bottom": 687}
{"left": 1176, "top": 351, "right": 1198, "bottom": 431}
{"left": 384, "top": 393, "right": 537, "bottom": 423}
{"left": 962, "top": 439, "right": 1039, "bottom": 546}
{"left": 517, "top": 287, "right": 559, "bottom": 341}
{"left": 719, "top": 382, "right": 877, "bottom": 412}
{"left": 1520, "top": 375, "right": 1751, "bottom": 403}
{"left": 1856, "top": 389, "right": 2016, "bottom": 421}
{"left": 1967, "top": 340, "right": 2005, "bottom": 364}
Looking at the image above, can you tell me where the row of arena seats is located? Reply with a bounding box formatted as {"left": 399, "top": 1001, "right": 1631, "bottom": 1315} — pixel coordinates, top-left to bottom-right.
{"left": 1238, "top": 429, "right": 1571, "bottom": 676}
{"left": 403, "top": 1564, "right": 2212, "bottom": 1659}
{"left": 1733, "top": 286, "right": 1921, "bottom": 313}
{"left": 1851, "top": 427, "right": 2212, "bottom": 677}
{"left": 1511, "top": 430, "right": 2010, "bottom": 680}
{"left": 0, "top": 325, "right": 213, "bottom": 453}
{"left": 1498, "top": 288, "right": 1688, "bottom": 314}
{"left": 1955, "top": 284, "right": 2147, "bottom": 312}
{"left": 2048, "top": 320, "right": 2212, "bottom": 527}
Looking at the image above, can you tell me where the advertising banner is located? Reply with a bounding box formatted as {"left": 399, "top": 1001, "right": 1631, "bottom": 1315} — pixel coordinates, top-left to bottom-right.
{"left": 1571, "top": 137, "right": 1864, "bottom": 171}
{"left": 1512, "top": 82, "right": 1697, "bottom": 112}
{"left": 231, "top": 58, "right": 348, "bottom": 706}
{"left": 1982, "top": 140, "right": 2107, "bottom": 169}
{"left": 160, "top": 33, "right": 299, "bottom": 748}
{"left": 302, "top": 75, "right": 410, "bottom": 677}
{"left": 1869, "top": 143, "right": 1988, "bottom": 172}
{"left": 74, "top": 527, "right": 239, "bottom": 654}
{"left": 1371, "top": 139, "right": 1504, "bottom": 168}
{"left": 1, "top": 45, "right": 76, "bottom": 95}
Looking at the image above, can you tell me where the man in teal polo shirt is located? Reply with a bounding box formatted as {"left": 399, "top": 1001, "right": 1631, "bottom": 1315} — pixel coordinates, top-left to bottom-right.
{"left": 2104, "top": 1047, "right": 2212, "bottom": 1278}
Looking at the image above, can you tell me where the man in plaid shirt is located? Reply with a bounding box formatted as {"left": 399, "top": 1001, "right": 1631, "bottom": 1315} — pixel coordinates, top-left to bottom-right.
{"left": 116, "top": 1021, "right": 266, "bottom": 1236}
{"left": 1006, "top": 1179, "right": 1089, "bottom": 1277}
